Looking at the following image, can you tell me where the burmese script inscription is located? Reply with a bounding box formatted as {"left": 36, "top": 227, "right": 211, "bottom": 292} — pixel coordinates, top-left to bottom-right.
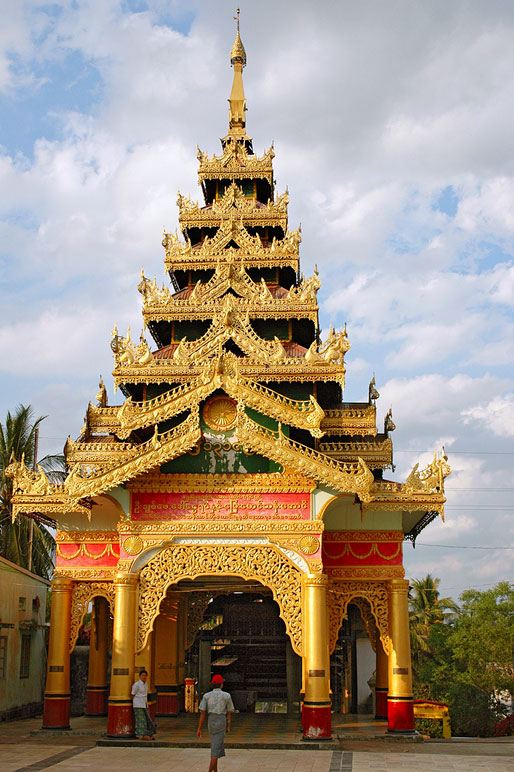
{"left": 131, "top": 491, "right": 311, "bottom": 520}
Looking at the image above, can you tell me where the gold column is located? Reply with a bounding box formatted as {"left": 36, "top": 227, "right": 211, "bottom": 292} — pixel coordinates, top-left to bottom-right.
{"left": 43, "top": 577, "right": 73, "bottom": 728}
{"left": 86, "top": 596, "right": 109, "bottom": 715}
{"left": 107, "top": 572, "right": 138, "bottom": 737}
{"left": 387, "top": 578, "right": 414, "bottom": 732}
{"left": 375, "top": 629, "right": 388, "bottom": 720}
{"left": 178, "top": 595, "right": 187, "bottom": 682}
{"left": 154, "top": 592, "right": 180, "bottom": 715}
{"left": 302, "top": 573, "right": 331, "bottom": 739}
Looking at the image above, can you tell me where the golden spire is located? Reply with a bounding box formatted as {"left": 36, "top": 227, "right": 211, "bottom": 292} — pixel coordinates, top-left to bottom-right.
{"left": 228, "top": 8, "right": 247, "bottom": 137}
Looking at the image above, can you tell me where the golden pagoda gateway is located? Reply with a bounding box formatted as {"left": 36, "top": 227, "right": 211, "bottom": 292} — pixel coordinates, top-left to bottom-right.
{"left": 7, "top": 16, "right": 450, "bottom": 740}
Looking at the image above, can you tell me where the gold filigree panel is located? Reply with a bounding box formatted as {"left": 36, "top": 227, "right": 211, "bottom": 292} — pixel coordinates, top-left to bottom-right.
{"left": 69, "top": 581, "right": 115, "bottom": 652}
{"left": 328, "top": 580, "right": 391, "bottom": 656}
{"left": 137, "top": 544, "right": 303, "bottom": 655}
{"left": 126, "top": 471, "right": 316, "bottom": 494}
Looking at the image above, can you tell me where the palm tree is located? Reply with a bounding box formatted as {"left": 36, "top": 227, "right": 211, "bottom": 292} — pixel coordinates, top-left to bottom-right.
{"left": 409, "top": 574, "right": 459, "bottom": 656}
{"left": 0, "top": 404, "right": 65, "bottom": 578}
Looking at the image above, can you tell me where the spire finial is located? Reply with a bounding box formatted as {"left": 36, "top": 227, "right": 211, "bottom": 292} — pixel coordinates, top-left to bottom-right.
{"left": 230, "top": 8, "right": 246, "bottom": 67}
{"left": 228, "top": 8, "right": 247, "bottom": 136}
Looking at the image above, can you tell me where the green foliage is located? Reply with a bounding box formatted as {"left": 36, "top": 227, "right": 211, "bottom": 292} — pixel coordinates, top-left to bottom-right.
{"left": 410, "top": 577, "right": 514, "bottom": 737}
{"left": 0, "top": 404, "right": 64, "bottom": 578}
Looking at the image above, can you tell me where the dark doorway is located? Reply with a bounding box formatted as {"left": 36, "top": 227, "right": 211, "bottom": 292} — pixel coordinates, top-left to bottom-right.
{"left": 188, "top": 593, "right": 293, "bottom": 712}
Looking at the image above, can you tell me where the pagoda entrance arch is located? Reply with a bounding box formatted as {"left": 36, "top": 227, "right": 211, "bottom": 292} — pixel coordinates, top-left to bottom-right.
{"left": 136, "top": 542, "right": 304, "bottom": 656}
{"left": 328, "top": 580, "right": 391, "bottom": 656}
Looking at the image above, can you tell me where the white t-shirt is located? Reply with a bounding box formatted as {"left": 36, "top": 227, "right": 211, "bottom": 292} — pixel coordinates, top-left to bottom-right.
{"left": 131, "top": 678, "right": 148, "bottom": 708}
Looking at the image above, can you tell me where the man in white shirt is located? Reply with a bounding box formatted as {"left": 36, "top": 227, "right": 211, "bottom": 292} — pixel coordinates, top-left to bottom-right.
{"left": 196, "top": 674, "right": 234, "bottom": 772}
{"left": 131, "top": 670, "right": 156, "bottom": 740}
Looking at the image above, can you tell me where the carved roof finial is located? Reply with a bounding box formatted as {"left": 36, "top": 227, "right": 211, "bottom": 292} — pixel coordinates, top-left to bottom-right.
{"left": 228, "top": 9, "right": 247, "bottom": 136}
{"left": 231, "top": 8, "right": 246, "bottom": 66}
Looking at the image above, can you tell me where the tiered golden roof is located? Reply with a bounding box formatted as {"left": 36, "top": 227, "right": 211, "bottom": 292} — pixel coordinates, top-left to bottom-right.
{"left": 7, "top": 19, "right": 450, "bottom": 531}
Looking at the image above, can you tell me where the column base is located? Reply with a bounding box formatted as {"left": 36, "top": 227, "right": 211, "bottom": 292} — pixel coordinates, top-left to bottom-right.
{"left": 42, "top": 695, "right": 70, "bottom": 729}
{"left": 387, "top": 697, "right": 414, "bottom": 732}
{"left": 85, "top": 687, "right": 108, "bottom": 716}
{"left": 302, "top": 703, "right": 332, "bottom": 740}
{"left": 107, "top": 701, "right": 134, "bottom": 738}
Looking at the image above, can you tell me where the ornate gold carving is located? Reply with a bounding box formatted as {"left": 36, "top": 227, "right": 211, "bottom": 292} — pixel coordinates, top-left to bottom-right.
{"left": 299, "top": 536, "right": 320, "bottom": 555}
{"left": 203, "top": 395, "right": 238, "bottom": 432}
{"left": 324, "top": 530, "right": 403, "bottom": 542}
{"left": 405, "top": 450, "right": 451, "bottom": 519}
{"left": 55, "top": 568, "right": 117, "bottom": 581}
{"left": 126, "top": 471, "right": 316, "bottom": 494}
{"left": 319, "top": 437, "right": 393, "bottom": 469}
{"left": 326, "top": 567, "right": 405, "bottom": 579}
{"left": 66, "top": 408, "right": 200, "bottom": 503}
{"left": 163, "top": 216, "right": 300, "bottom": 272}
{"left": 321, "top": 405, "right": 377, "bottom": 437}
{"left": 70, "top": 581, "right": 115, "bottom": 651}
{"left": 57, "top": 531, "right": 119, "bottom": 542}
{"left": 119, "top": 520, "right": 322, "bottom": 535}
{"left": 328, "top": 580, "right": 391, "bottom": 656}
{"left": 237, "top": 411, "right": 374, "bottom": 499}
{"left": 108, "top": 358, "right": 324, "bottom": 440}
{"left": 123, "top": 536, "right": 143, "bottom": 555}
{"left": 177, "top": 183, "right": 288, "bottom": 229}
{"left": 140, "top": 251, "right": 319, "bottom": 324}
{"left": 137, "top": 544, "right": 303, "bottom": 655}
{"left": 318, "top": 324, "right": 351, "bottom": 364}
{"left": 196, "top": 143, "right": 275, "bottom": 184}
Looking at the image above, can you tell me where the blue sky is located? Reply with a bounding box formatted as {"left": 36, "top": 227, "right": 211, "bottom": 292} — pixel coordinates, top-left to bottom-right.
{"left": 0, "top": 0, "right": 513, "bottom": 598}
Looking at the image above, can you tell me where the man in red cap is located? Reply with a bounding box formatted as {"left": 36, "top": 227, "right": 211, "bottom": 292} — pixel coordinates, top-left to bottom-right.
{"left": 196, "top": 674, "right": 234, "bottom": 772}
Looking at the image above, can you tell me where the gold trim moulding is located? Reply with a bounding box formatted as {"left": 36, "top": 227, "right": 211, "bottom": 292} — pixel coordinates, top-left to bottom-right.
{"left": 118, "top": 520, "right": 324, "bottom": 536}
{"left": 113, "top": 362, "right": 347, "bottom": 388}
{"left": 54, "top": 568, "right": 117, "bottom": 580}
{"left": 164, "top": 255, "right": 299, "bottom": 272}
{"left": 179, "top": 213, "right": 288, "bottom": 229}
{"left": 126, "top": 471, "right": 317, "bottom": 493}
{"left": 324, "top": 530, "right": 404, "bottom": 542}
{"left": 57, "top": 531, "right": 119, "bottom": 542}
{"left": 142, "top": 306, "right": 319, "bottom": 324}
{"left": 326, "top": 566, "right": 405, "bottom": 579}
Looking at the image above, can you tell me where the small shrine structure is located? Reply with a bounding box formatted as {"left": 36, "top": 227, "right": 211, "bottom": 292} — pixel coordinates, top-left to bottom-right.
{"left": 7, "top": 17, "right": 450, "bottom": 739}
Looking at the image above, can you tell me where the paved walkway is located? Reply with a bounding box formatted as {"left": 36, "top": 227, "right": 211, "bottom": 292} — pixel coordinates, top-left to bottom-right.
{"left": 1, "top": 717, "right": 513, "bottom": 772}
{"left": 2, "top": 744, "right": 514, "bottom": 772}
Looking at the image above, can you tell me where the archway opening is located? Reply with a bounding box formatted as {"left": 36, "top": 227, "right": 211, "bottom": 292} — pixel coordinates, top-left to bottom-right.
{"left": 152, "top": 575, "right": 301, "bottom": 716}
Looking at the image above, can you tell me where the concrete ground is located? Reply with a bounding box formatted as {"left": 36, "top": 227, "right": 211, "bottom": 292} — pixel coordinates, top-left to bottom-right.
{"left": 1, "top": 716, "right": 513, "bottom": 772}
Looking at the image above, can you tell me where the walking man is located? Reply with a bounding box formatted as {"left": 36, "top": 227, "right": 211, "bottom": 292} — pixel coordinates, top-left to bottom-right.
{"left": 131, "top": 669, "right": 156, "bottom": 740}
{"left": 196, "top": 674, "right": 234, "bottom": 772}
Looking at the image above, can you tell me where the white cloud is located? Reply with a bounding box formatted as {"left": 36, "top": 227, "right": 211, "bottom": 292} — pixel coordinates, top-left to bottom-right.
{"left": 0, "top": 0, "right": 514, "bottom": 599}
{"left": 462, "top": 393, "right": 514, "bottom": 439}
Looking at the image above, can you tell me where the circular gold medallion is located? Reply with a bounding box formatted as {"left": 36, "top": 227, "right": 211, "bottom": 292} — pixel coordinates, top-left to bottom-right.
{"left": 203, "top": 396, "right": 238, "bottom": 432}
{"left": 123, "top": 536, "right": 143, "bottom": 556}
{"left": 299, "top": 535, "right": 320, "bottom": 555}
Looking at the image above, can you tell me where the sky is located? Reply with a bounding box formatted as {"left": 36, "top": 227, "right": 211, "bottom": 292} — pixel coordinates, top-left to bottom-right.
{"left": 0, "top": 0, "right": 513, "bottom": 600}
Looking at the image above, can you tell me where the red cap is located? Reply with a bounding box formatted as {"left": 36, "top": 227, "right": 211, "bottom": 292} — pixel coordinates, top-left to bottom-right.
{"left": 211, "top": 674, "right": 224, "bottom": 684}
